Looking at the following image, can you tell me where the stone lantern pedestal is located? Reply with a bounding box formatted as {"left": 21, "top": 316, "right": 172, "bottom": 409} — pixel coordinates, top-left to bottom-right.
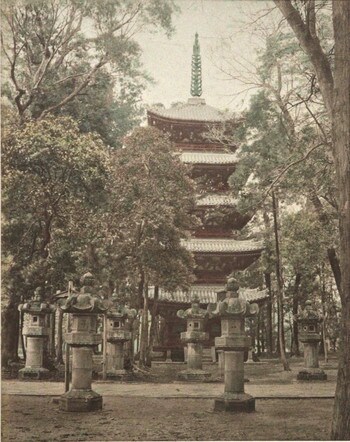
{"left": 18, "top": 289, "right": 55, "bottom": 380}
{"left": 105, "top": 300, "right": 136, "bottom": 379}
{"left": 297, "top": 300, "right": 327, "bottom": 381}
{"left": 59, "top": 273, "right": 107, "bottom": 412}
{"left": 177, "top": 298, "right": 211, "bottom": 381}
{"left": 212, "top": 278, "right": 258, "bottom": 412}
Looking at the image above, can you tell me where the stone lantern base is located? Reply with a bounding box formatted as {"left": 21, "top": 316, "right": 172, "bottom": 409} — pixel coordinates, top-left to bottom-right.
{"left": 177, "top": 369, "right": 211, "bottom": 382}
{"left": 297, "top": 368, "right": 327, "bottom": 381}
{"left": 59, "top": 389, "right": 102, "bottom": 412}
{"left": 214, "top": 393, "right": 255, "bottom": 412}
{"left": 18, "top": 367, "right": 50, "bottom": 380}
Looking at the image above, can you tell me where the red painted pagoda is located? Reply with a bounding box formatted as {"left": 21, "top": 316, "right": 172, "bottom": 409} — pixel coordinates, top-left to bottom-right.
{"left": 147, "top": 33, "right": 265, "bottom": 362}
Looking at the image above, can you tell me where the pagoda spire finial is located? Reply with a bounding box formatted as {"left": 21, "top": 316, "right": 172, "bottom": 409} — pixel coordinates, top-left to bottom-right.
{"left": 190, "top": 32, "right": 202, "bottom": 97}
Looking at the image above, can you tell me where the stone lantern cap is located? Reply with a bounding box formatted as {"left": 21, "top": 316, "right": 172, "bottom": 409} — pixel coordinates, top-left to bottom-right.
{"left": 106, "top": 293, "right": 137, "bottom": 320}
{"left": 297, "top": 300, "right": 322, "bottom": 323}
{"left": 211, "top": 278, "right": 259, "bottom": 319}
{"left": 178, "top": 296, "right": 210, "bottom": 343}
{"left": 177, "top": 296, "right": 210, "bottom": 320}
{"left": 18, "top": 287, "right": 55, "bottom": 314}
{"left": 60, "top": 272, "right": 107, "bottom": 314}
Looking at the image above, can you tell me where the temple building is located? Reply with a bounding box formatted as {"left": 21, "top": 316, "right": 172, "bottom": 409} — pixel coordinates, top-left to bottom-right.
{"left": 147, "top": 33, "right": 266, "bottom": 362}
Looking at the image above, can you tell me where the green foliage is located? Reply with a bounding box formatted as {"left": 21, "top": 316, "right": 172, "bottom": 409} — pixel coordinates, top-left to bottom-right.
{"left": 83, "top": 126, "right": 197, "bottom": 300}
{"left": 2, "top": 116, "right": 111, "bottom": 300}
{"left": 281, "top": 210, "right": 332, "bottom": 275}
{"left": 1, "top": 0, "right": 176, "bottom": 144}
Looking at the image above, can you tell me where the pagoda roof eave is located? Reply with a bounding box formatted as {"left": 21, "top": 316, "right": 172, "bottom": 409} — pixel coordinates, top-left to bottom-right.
{"left": 179, "top": 151, "right": 238, "bottom": 165}
{"left": 196, "top": 194, "right": 238, "bottom": 207}
{"left": 181, "top": 238, "right": 264, "bottom": 253}
{"left": 148, "top": 285, "right": 268, "bottom": 305}
{"left": 148, "top": 109, "right": 231, "bottom": 124}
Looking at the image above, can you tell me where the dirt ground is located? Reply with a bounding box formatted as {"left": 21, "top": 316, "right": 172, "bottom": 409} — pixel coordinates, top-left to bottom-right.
{"left": 2, "top": 357, "right": 337, "bottom": 441}
{"left": 2, "top": 395, "right": 333, "bottom": 441}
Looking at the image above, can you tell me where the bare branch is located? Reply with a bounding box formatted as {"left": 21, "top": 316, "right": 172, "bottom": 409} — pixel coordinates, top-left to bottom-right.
{"left": 38, "top": 59, "right": 107, "bottom": 119}
{"left": 273, "top": 0, "right": 333, "bottom": 113}
{"left": 264, "top": 142, "right": 324, "bottom": 198}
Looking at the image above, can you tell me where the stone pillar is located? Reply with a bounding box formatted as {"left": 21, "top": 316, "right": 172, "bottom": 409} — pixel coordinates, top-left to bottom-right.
{"left": 297, "top": 300, "right": 327, "bottom": 381}
{"left": 106, "top": 341, "right": 124, "bottom": 372}
{"left": 18, "top": 288, "right": 55, "bottom": 380}
{"left": 218, "top": 350, "right": 225, "bottom": 376}
{"left": 212, "top": 277, "right": 258, "bottom": 412}
{"left": 224, "top": 351, "right": 244, "bottom": 394}
{"left": 59, "top": 272, "right": 107, "bottom": 412}
{"left": 187, "top": 342, "right": 202, "bottom": 370}
{"left": 210, "top": 346, "right": 216, "bottom": 363}
{"left": 104, "top": 300, "right": 136, "bottom": 379}
{"left": 177, "top": 298, "right": 211, "bottom": 381}
{"left": 71, "top": 347, "right": 93, "bottom": 389}
{"left": 246, "top": 348, "right": 254, "bottom": 363}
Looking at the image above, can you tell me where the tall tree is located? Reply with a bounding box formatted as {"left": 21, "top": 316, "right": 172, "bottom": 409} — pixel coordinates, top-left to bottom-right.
{"left": 273, "top": 1, "right": 350, "bottom": 438}
{"left": 80, "top": 127, "right": 197, "bottom": 365}
{"left": 1, "top": 115, "right": 110, "bottom": 365}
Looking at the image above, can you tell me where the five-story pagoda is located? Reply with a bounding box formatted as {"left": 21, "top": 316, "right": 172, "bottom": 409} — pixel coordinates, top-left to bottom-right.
{"left": 147, "top": 33, "right": 264, "bottom": 361}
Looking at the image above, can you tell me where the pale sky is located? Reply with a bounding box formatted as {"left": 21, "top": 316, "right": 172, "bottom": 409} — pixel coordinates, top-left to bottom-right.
{"left": 136, "top": 0, "right": 275, "bottom": 112}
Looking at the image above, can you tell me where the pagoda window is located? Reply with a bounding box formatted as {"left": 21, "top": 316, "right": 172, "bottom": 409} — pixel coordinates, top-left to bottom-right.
{"left": 194, "top": 322, "right": 199, "bottom": 329}
{"left": 33, "top": 316, "right": 38, "bottom": 323}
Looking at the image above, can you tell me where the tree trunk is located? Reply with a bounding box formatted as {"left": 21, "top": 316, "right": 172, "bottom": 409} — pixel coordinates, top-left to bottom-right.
{"left": 1, "top": 303, "right": 20, "bottom": 366}
{"left": 139, "top": 275, "right": 149, "bottom": 367}
{"left": 20, "top": 310, "right": 26, "bottom": 360}
{"left": 264, "top": 273, "right": 274, "bottom": 355}
{"left": 291, "top": 273, "right": 302, "bottom": 356}
{"left": 331, "top": 1, "right": 350, "bottom": 438}
{"left": 50, "top": 312, "right": 56, "bottom": 359}
{"left": 257, "top": 309, "right": 262, "bottom": 355}
{"left": 56, "top": 309, "right": 64, "bottom": 364}
{"left": 309, "top": 192, "right": 342, "bottom": 294}
{"left": 149, "top": 285, "right": 159, "bottom": 354}
{"left": 272, "top": 191, "right": 291, "bottom": 371}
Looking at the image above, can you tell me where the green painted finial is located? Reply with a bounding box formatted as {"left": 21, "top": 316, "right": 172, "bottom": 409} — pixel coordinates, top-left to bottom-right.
{"left": 191, "top": 32, "right": 202, "bottom": 97}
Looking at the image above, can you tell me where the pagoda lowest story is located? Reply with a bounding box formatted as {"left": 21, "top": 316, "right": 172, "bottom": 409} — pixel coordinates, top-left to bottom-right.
{"left": 146, "top": 33, "right": 266, "bottom": 363}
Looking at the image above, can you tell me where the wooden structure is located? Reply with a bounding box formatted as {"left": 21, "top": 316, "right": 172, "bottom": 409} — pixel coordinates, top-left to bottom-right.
{"left": 146, "top": 34, "right": 266, "bottom": 362}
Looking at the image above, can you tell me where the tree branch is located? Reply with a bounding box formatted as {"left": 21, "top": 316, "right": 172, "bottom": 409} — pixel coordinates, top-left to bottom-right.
{"left": 273, "top": 0, "right": 334, "bottom": 114}
{"left": 38, "top": 59, "right": 107, "bottom": 118}
{"left": 264, "top": 141, "right": 324, "bottom": 198}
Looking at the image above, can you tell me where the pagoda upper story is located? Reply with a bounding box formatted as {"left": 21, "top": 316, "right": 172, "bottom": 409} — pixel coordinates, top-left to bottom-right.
{"left": 148, "top": 97, "right": 241, "bottom": 150}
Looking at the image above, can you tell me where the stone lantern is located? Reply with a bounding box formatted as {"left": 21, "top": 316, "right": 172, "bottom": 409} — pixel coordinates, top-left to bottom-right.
{"left": 105, "top": 294, "right": 137, "bottom": 378}
{"left": 59, "top": 273, "right": 107, "bottom": 412}
{"left": 18, "top": 288, "right": 55, "bottom": 380}
{"left": 297, "top": 300, "right": 327, "bottom": 381}
{"left": 212, "top": 278, "right": 258, "bottom": 412}
{"left": 176, "top": 297, "right": 211, "bottom": 381}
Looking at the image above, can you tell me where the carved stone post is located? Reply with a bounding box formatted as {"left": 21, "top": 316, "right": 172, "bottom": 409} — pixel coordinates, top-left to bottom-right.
{"left": 18, "top": 288, "right": 55, "bottom": 380}
{"left": 59, "top": 273, "right": 107, "bottom": 412}
{"left": 177, "top": 297, "right": 211, "bottom": 381}
{"left": 213, "top": 278, "right": 258, "bottom": 412}
{"left": 297, "top": 300, "right": 327, "bottom": 381}
{"left": 105, "top": 295, "right": 137, "bottom": 379}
